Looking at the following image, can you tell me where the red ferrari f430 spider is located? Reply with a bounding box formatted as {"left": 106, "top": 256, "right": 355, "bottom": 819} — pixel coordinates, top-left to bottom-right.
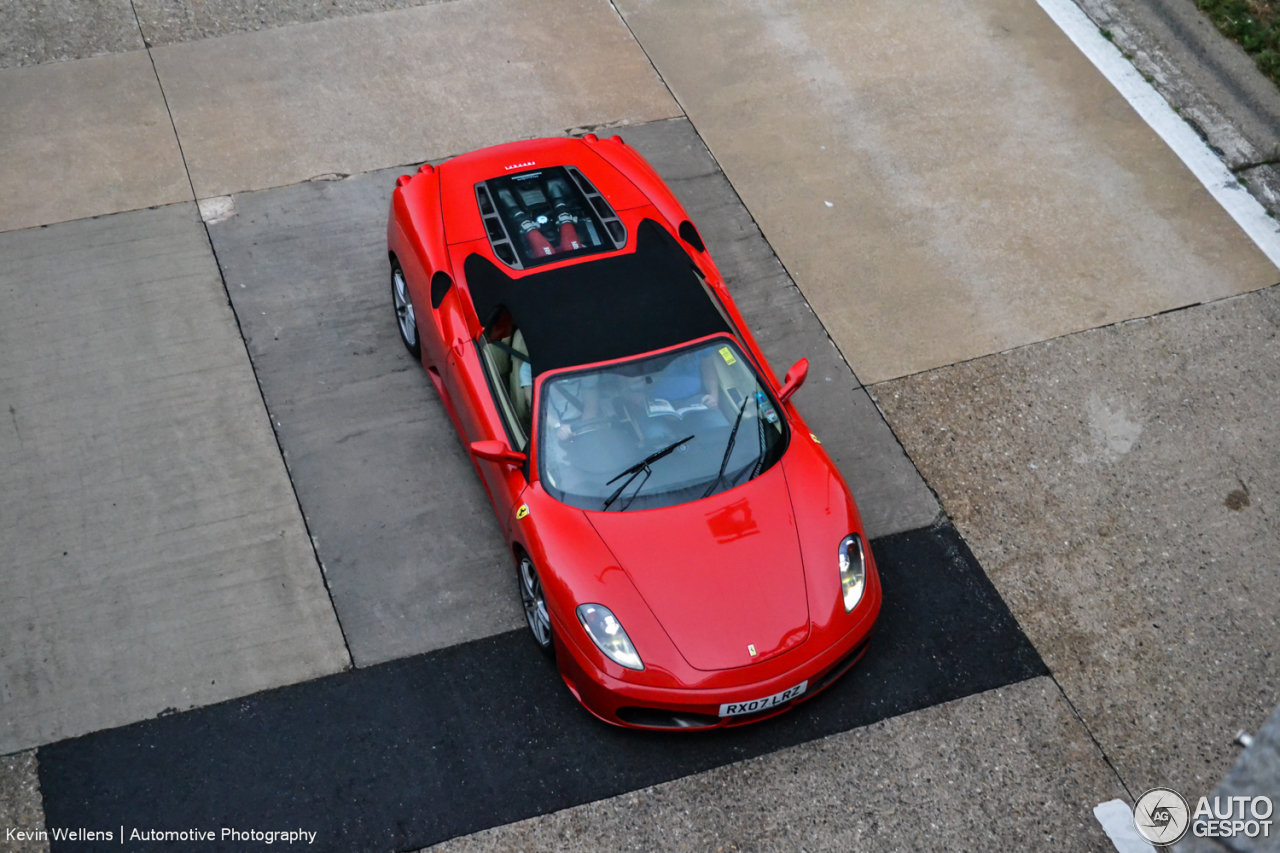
{"left": 386, "top": 135, "right": 880, "bottom": 729}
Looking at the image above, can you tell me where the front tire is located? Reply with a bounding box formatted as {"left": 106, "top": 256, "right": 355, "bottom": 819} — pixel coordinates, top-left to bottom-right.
{"left": 390, "top": 259, "right": 421, "bottom": 359}
{"left": 518, "top": 554, "right": 555, "bottom": 657}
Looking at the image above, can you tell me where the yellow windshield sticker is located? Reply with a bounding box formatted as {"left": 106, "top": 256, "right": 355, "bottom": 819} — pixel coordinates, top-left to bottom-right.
{"left": 718, "top": 346, "right": 737, "bottom": 365}
{"left": 515, "top": 504, "right": 529, "bottom": 520}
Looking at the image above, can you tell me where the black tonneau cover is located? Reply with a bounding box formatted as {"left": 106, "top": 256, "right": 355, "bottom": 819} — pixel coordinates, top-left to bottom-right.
{"left": 463, "top": 219, "right": 731, "bottom": 375}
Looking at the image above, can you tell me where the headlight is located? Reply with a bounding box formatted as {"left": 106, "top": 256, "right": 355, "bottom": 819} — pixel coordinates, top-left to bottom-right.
{"left": 838, "top": 534, "right": 866, "bottom": 612}
{"left": 576, "top": 603, "right": 644, "bottom": 670}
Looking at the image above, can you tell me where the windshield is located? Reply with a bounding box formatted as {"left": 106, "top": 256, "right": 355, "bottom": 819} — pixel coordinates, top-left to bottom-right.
{"left": 537, "top": 339, "right": 788, "bottom": 511}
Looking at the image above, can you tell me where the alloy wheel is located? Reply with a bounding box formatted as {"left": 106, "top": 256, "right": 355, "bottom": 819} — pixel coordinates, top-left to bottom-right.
{"left": 518, "top": 556, "right": 553, "bottom": 652}
{"left": 392, "top": 267, "right": 417, "bottom": 348}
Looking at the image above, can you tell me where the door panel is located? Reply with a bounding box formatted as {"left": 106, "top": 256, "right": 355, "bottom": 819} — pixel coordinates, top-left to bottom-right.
{"left": 445, "top": 346, "right": 526, "bottom": 535}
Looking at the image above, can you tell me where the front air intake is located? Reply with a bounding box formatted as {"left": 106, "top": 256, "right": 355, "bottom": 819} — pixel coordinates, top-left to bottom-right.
{"left": 616, "top": 707, "right": 720, "bottom": 729}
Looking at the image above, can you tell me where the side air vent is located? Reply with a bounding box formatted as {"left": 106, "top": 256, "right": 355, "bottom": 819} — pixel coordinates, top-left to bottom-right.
{"left": 475, "top": 183, "right": 523, "bottom": 270}
{"left": 566, "top": 167, "right": 627, "bottom": 250}
{"left": 430, "top": 271, "right": 453, "bottom": 309}
{"left": 679, "top": 220, "right": 705, "bottom": 253}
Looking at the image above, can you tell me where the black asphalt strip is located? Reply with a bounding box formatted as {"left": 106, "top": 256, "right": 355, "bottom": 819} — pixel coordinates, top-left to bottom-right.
{"left": 39, "top": 522, "right": 1045, "bottom": 852}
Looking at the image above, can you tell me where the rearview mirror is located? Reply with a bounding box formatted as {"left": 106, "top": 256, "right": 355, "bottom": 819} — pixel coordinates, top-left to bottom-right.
{"left": 778, "top": 358, "right": 809, "bottom": 403}
{"left": 470, "top": 440, "right": 527, "bottom": 466}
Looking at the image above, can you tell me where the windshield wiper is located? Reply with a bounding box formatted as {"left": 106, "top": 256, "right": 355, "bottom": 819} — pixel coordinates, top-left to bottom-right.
{"left": 702, "top": 396, "right": 749, "bottom": 499}
{"left": 746, "top": 399, "right": 768, "bottom": 481}
{"left": 602, "top": 435, "right": 695, "bottom": 511}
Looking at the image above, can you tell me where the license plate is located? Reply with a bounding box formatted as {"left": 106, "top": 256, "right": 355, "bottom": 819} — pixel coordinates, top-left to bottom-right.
{"left": 718, "top": 680, "right": 808, "bottom": 717}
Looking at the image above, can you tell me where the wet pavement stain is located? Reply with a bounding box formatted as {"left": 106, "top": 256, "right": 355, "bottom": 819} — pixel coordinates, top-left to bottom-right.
{"left": 1225, "top": 488, "right": 1251, "bottom": 510}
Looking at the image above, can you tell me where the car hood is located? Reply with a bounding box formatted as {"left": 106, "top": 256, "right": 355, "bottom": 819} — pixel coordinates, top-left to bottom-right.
{"left": 585, "top": 465, "right": 810, "bottom": 671}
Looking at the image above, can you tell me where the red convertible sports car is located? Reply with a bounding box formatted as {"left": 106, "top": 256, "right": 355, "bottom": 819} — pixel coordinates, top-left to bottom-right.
{"left": 386, "top": 135, "right": 880, "bottom": 729}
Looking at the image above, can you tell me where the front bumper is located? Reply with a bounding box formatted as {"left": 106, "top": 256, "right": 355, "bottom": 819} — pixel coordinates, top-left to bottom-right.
{"left": 554, "top": 573, "right": 881, "bottom": 730}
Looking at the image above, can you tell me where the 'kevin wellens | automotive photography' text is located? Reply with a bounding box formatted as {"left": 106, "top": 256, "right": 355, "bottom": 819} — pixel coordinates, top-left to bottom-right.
{"left": 5, "top": 827, "right": 319, "bottom": 844}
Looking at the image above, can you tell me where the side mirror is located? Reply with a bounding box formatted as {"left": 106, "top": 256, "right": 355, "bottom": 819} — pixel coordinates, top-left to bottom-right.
{"left": 778, "top": 358, "right": 809, "bottom": 403}
{"left": 470, "top": 440, "right": 527, "bottom": 466}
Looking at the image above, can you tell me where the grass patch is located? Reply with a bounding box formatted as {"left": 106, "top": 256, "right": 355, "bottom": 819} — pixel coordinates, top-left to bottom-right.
{"left": 1196, "top": 0, "right": 1280, "bottom": 90}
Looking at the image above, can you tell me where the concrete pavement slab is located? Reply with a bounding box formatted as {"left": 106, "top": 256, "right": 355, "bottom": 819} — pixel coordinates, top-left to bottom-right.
{"left": 0, "top": 752, "right": 46, "bottom": 853}
{"left": 615, "top": 0, "right": 1279, "bottom": 384}
{"left": 0, "top": 203, "right": 349, "bottom": 754}
{"left": 620, "top": 119, "right": 939, "bottom": 538}
{"left": 133, "top": 0, "right": 449, "bottom": 46}
{"left": 207, "top": 170, "right": 521, "bottom": 667}
{"left": 151, "top": 0, "right": 680, "bottom": 199}
{"left": 875, "top": 285, "right": 1280, "bottom": 797}
{"left": 0, "top": 50, "right": 192, "bottom": 234}
{"left": 0, "top": 0, "right": 142, "bottom": 69}
{"left": 427, "top": 677, "right": 1123, "bottom": 853}
{"left": 204, "top": 118, "right": 936, "bottom": 666}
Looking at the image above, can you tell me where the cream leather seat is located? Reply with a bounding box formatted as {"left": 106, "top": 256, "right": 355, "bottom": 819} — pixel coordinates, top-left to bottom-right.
{"left": 508, "top": 329, "right": 530, "bottom": 423}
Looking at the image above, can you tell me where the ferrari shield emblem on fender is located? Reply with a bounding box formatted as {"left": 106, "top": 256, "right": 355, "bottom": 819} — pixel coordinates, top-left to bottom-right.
{"left": 515, "top": 504, "right": 529, "bottom": 520}
{"left": 748, "top": 644, "right": 757, "bottom": 657}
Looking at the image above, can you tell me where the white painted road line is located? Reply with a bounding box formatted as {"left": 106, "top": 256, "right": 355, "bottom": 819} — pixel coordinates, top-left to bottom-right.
{"left": 1094, "top": 799, "right": 1157, "bottom": 853}
{"left": 1038, "top": 0, "right": 1280, "bottom": 271}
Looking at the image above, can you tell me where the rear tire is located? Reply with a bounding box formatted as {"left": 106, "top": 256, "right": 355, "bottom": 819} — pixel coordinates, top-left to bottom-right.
{"left": 390, "top": 259, "right": 421, "bottom": 359}
{"left": 518, "top": 554, "right": 555, "bottom": 657}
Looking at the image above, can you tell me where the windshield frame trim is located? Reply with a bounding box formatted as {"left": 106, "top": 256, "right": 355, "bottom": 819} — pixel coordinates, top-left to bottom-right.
{"left": 529, "top": 332, "right": 790, "bottom": 509}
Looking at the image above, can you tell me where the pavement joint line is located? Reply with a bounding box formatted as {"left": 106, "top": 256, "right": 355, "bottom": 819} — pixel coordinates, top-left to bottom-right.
{"left": 1041, "top": 0, "right": 1280, "bottom": 268}
{"left": 126, "top": 0, "right": 356, "bottom": 670}
{"left": 185, "top": 116, "right": 682, "bottom": 207}
{"left": 127, "top": 0, "right": 198, "bottom": 245}
{"left": 1052, "top": 672, "right": 1137, "bottom": 803}
{"left": 605, "top": 0, "right": 684, "bottom": 119}
{"left": 865, "top": 281, "right": 1279, "bottom": 391}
